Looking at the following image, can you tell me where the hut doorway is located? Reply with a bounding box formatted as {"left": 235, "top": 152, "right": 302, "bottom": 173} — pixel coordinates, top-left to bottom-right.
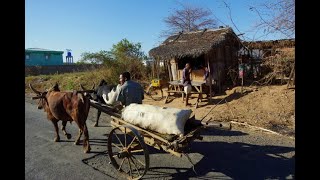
{"left": 176, "top": 55, "right": 206, "bottom": 82}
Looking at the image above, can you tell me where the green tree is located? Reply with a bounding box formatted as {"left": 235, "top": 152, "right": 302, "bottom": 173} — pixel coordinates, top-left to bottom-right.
{"left": 111, "top": 39, "right": 147, "bottom": 61}
{"left": 79, "top": 50, "right": 114, "bottom": 65}
{"left": 110, "top": 39, "right": 148, "bottom": 80}
{"left": 79, "top": 39, "right": 149, "bottom": 81}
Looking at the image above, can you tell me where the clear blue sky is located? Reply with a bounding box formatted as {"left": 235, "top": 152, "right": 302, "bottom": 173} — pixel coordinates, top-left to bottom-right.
{"left": 25, "top": 0, "right": 285, "bottom": 62}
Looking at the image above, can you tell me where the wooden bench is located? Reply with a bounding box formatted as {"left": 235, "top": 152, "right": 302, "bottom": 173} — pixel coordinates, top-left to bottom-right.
{"left": 164, "top": 90, "right": 185, "bottom": 104}
{"left": 164, "top": 81, "right": 210, "bottom": 108}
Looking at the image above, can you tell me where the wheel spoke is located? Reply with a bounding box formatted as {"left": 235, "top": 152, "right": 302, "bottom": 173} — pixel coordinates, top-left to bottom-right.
{"left": 118, "top": 158, "right": 125, "bottom": 171}
{"left": 129, "top": 156, "right": 141, "bottom": 177}
{"left": 114, "top": 133, "right": 124, "bottom": 148}
{"left": 130, "top": 149, "right": 144, "bottom": 153}
{"left": 111, "top": 143, "right": 122, "bottom": 150}
{"left": 127, "top": 136, "right": 137, "bottom": 148}
{"left": 127, "top": 157, "right": 132, "bottom": 177}
{"left": 131, "top": 155, "right": 146, "bottom": 167}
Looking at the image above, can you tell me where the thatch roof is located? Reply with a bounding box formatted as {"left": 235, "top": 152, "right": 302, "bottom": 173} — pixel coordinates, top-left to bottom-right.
{"left": 149, "top": 27, "right": 241, "bottom": 60}
{"left": 242, "top": 39, "right": 295, "bottom": 49}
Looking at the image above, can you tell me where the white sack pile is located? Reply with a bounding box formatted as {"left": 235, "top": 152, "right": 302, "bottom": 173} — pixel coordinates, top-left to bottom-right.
{"left": 121, "top": 104, "right": 192, "bottom": 136}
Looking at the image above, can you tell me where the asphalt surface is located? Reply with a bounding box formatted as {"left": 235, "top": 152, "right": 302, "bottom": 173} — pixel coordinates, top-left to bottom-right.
{"left": 25, "top": 96, "right": 295, "bottom": 180}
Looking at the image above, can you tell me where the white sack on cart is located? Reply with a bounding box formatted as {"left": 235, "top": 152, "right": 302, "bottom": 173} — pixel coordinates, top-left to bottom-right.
{"left": 121, "top": 103, "right": 192, "bottom": 136}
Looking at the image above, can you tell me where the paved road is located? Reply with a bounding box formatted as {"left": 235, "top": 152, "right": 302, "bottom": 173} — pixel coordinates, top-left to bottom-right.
{"left": 25, "top": 97, "right": 295, "bottom": 180}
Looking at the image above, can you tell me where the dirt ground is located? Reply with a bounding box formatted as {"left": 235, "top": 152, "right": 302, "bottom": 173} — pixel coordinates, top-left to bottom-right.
{"left": 143, "top": 85, "right": 295, "bottom": 137}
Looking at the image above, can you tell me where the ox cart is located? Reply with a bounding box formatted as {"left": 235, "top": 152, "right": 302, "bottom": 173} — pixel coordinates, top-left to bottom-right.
{"left": 89, "top": 100, "right": 231, "bottom": 180}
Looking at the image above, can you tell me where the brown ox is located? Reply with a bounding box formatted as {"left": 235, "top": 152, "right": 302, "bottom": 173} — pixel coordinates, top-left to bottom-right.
{"left": 29, "top": 83, "right": 91, "bottom": 153}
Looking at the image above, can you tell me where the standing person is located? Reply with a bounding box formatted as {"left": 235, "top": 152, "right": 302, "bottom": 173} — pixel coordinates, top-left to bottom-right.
{"left": 182, "top": 63, "right": 192, "bottom": 106}
{"left": 116, "top": 71, "right": 144, "bottom": 107}
{"left": 202, "top": 66, "right": 213, "bottom": 98}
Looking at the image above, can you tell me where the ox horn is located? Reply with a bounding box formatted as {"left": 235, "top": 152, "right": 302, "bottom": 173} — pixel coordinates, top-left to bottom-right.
{"left": 52, "top": 82, "right": 60, "bottom": 91}
{"left": 92, "top": 83, "right": 95, "bottom": 90}
{"left": 29, "top": 83, "right": 42, "bottom": 95}
{"left": 79, "top": 83, "right": 87, "bottom": 91}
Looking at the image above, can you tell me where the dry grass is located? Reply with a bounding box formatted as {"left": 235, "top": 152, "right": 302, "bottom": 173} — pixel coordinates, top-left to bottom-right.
{"left": 25, "top": 68, "right": 119, "bottom": 93}
{"left": 25, "top": 66, "right": 151, "bottom": 93}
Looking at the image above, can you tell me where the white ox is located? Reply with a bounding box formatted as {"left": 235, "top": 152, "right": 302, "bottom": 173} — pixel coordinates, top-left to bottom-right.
{"left": 81, "top": 81, "right": 121, "bottom": 127}
{"left": 101, "top": 84, "right": 121, "bottom": 106}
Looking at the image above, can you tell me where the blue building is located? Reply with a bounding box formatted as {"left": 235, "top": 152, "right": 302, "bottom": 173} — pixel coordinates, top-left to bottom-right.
{"left": 25, "top": 48, "right": 64, "bottom": 66}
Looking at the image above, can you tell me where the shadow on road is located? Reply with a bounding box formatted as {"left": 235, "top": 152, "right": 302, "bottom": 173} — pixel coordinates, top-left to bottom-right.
{"left": 88, "top": 138, "right": 108, "bottom": 147}
{"left": 148, "top": 141, "right": 295, "bottom": 180}
{"left": 57, "top": 138, "right": 108, "bottom": 145}
{"left": 196, "top": 89, "right": 253, "bottom": 108}
{"left": 200, "top": 128, "right": 248, "bottom": 136}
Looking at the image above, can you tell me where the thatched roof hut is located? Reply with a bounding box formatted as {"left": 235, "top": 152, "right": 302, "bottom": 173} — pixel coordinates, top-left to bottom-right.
{"left": 150, "top": 27, "right": 241, "bottom": 60}
{"left": 149, "top": 27, "right": 242, "bottom": 93}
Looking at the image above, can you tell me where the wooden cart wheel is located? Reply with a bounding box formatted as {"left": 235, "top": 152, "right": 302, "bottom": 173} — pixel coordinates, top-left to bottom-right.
{"left": 148, "top": 86, "right": 163, "bottom": 101}
{"left": 108, "top": 125, "right": 149, "bottom": 180}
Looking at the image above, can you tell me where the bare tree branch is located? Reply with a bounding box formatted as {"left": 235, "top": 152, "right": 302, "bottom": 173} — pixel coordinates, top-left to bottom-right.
{"left": 222, "top": 1, "right": 242, "bottom": 35}
{"left": 161, "top": 3, "right": 218, "bottom": 37}
{"left": 250, "top": 0, "right": 295, "bottom": 39}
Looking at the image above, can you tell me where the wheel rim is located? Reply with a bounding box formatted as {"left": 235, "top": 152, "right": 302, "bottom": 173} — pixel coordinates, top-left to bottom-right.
{"left": 149, "top": 87, "right": 163, "bottom": 101}
{"left": 108, "top": 126, "right": 149, "bottom": 180}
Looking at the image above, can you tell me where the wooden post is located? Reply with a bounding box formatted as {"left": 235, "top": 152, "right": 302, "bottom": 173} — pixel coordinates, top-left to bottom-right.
{"left": 287, "top": 61, "right": 295, "bottom": 88}
{"left": 152, "top": 59, "right": 155, "bottom": 78}
{"left": 207, "top": 54, "right": 212, "bottom": 103}
{"left": 166, "top": 59, "right": 172, "bottom": 81}
{"left": 170, "top": 59, "right": 178, "bottom": 80}
{"left": 156, "top": 58, "right": 160, "bottom": 79}
{"left": 239, "top": 58, "right": 244, "bottom": 94}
